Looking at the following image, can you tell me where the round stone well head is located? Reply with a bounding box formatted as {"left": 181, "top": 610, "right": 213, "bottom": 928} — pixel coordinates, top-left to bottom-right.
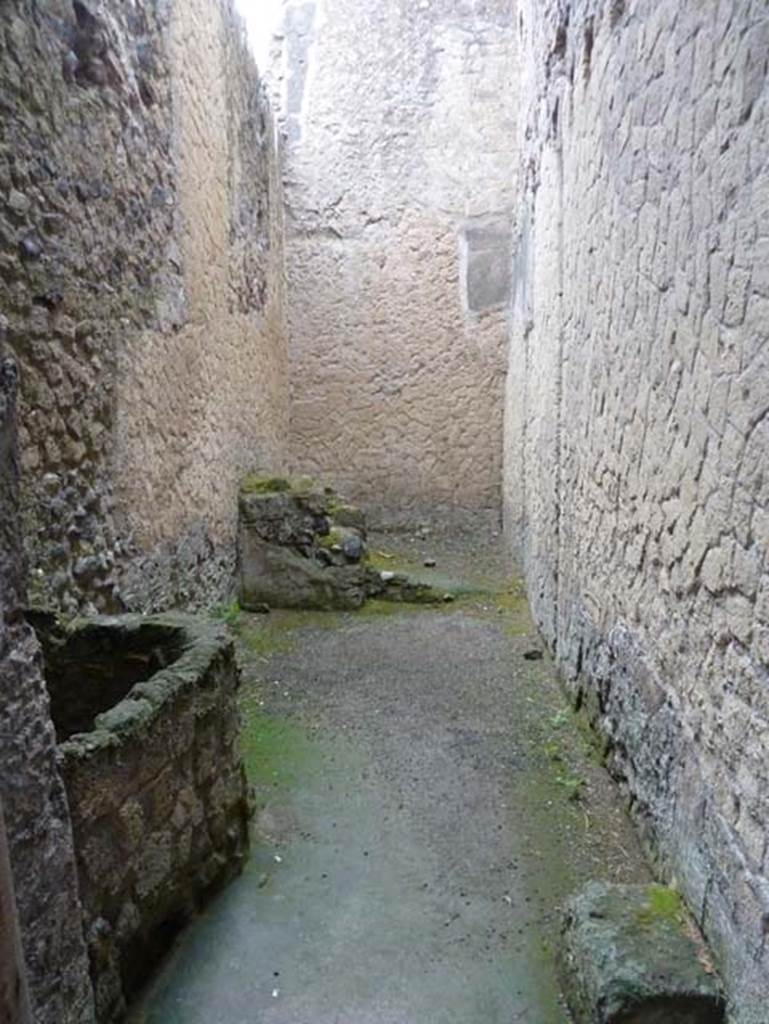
{"left": 31, "top": 611, "right": 250, "bottom": 1023}
{"left": 33, "top": 612, "right": 186, "bottom": 743}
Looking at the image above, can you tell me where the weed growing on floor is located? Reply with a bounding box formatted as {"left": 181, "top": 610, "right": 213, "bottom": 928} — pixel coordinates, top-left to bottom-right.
{"left": 212, "top": 598, "right": 241, "bottom": 627}
{"left": 554, "top": 769, "right": 587, "bottom": 802}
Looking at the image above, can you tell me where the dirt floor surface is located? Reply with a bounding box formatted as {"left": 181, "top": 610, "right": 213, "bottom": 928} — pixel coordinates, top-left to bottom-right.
{"left": 130, "top": 532, "right": 649, "bottom": 1024}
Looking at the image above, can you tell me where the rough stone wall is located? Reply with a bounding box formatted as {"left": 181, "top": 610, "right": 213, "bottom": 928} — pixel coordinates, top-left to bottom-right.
{"left": 0, "top": 799, "right": 32, "bottom": 1024}
{"left": 274, "top": 0, "right": 517, "bottom": 530}
{"left": 0, "top": 355, "right": 94, "bottom": 1023}
{"left": 504, "top": 1, "right": 769, "bottom": 1018}
{"left": 0, "top": 0, "right": 288, "bottom": 617}
{"left": 56, "top": 615, "right": 249, "bottom": 1022}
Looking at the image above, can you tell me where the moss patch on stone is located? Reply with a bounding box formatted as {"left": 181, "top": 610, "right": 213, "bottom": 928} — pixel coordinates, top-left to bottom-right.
{"left": 636, "top": 885, "right": 687, "bottom": 930}
{"left": 240, "top": 474, "right": 293, "bottom": 494}
{"left": 560, "top": 881, "right": 725, "bottom": 1023}
{"left": 318, "top": 527, "right": 345, "bottom": 549}
{"left": 240, "top": 474, "right": 317, "bottom": 496}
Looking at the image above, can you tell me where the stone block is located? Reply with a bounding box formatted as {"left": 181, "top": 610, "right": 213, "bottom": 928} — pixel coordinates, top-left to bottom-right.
{"left": 240, "top": 532, "right": 369, "bottom": 610}
{"left": 560, "top": 882, "right": 725, "bottom": 1024}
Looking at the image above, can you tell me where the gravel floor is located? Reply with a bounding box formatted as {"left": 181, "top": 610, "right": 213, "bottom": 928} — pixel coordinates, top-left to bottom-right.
{"left": 130, "top": 535, "right": 648, "bottom": 1024}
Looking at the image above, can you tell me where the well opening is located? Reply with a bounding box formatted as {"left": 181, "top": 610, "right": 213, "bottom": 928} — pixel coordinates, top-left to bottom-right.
{"left": 29, "top": 614, "right": 184, "bottom": 742}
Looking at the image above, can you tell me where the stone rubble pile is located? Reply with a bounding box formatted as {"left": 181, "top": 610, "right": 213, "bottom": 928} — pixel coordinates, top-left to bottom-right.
{"left": 237, "top": 476, "right": 443, "bottom": 611}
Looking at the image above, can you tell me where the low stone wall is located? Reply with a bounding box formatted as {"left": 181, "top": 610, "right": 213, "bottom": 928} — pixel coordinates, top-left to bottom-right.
{"left": 238, "top": 477, "right": 370, "bottom": 610}
{"left": 43, "top": 614, "right": 250, "bottom": 1023}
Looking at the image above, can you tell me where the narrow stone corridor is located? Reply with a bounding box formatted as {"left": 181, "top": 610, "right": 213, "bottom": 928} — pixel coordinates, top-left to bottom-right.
{"left": 2, "top": 1, "right": 768, "bottom": 1020}
{"left": 130, "top": 537, "right": 647, "bottom": 1024}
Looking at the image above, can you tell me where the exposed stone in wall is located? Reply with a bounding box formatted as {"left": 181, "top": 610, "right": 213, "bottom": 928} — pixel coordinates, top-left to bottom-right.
{"left": 504, "top": 1, "right": 769, "bottom": 1018}
{"left": 0, "top": 0, "right": 288, "bottom": 617}
{"left": 273, "top": 0, "right": 517, "bottom": 530}
{"left": 0, "top": 353, "right": 94, "bottom": 1023}
{"left": 0, "top": 1, "right": 285, "bottom": 1018}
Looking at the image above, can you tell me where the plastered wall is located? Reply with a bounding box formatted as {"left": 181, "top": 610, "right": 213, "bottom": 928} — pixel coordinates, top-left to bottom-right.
{"left": 504, "top": 1, "right": 769, "bottom": 1017}
{"left": 275, "top": 0, "right": 518, "bottom": 529}
{"left": 116, "top": 0, "right": 289, "bottom": 610}
{"left": 0, "top": 0, "right": 288, "bottom": 617}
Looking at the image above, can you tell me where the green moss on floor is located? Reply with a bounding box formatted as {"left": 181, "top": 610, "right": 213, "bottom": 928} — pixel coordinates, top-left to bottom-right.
{"left": 572, "top": 702, "right": 611, "bottom": 767}
{"left": 231, "top": 570, "right": 623, "bottom": 901}
{"left": 367, "top": 543, "right": 499, "bottom": 606}
{"left": 239, "top": 695, "right": 321, "bottom": 792}
{"left": 227, "top": 576, "right": 539, "bottom": 649}
{"left": 234, "top": 609, "right": 345, "bottom": 660}
{"left": 226, "top": 551, "right": 630, "bottom": 916}
{"left": 355, "top": 598, "right": 432, "bottom": 619}
{"left": 240, "top": 625, "right": 294, "bottom": 658}
{"left": 130, "top": 532, "right": 653, "bottom": 1024}
{"left": 365, "top": 546, "right": 422, "bottom": 574}
{"left": 449, "top": 580, "right": 533, "bottom": 638}
{"left": 542, "top": 705, "right": 605, "bottom": 786}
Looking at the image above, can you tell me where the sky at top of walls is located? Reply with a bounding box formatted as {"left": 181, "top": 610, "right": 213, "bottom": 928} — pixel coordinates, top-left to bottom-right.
{"left": 234, "top": 0, "right": 285, "bottom": 71}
